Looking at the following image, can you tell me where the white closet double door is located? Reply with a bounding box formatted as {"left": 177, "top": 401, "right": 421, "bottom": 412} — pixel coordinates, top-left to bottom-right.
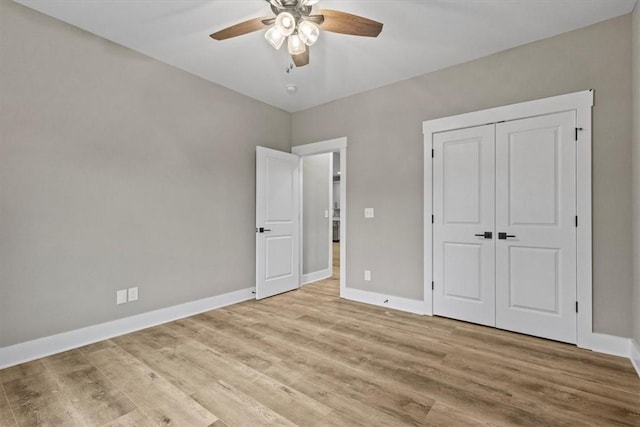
{"left": 433, "top": 111, "right": 577, "bottom": 343}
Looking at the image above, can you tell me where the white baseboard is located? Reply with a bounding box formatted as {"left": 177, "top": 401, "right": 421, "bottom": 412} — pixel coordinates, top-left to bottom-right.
{"left": 582, "top": 332, "right": 631, "bottom": 358}
{"left": 630, "top": 339, "right": 640, "bottom": 378}
{"left": 341, "top": 287, "right": 424, "bottom": 315}
{"left": 301, "top": 268, "right": 332, "bottom": 286}
{"left": 0, "top": 287, "right": 255, "bottom": 370}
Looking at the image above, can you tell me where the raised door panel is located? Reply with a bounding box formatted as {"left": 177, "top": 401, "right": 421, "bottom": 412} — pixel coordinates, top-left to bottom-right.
{"left": 495, "top": 111, "right": 576, "bottom": 343}
{"left": 265, "top": 236, "right": 294, "bottom": 281}
{"left": 443, "top": 138, "right": 482, "bottom": 224}
{"left": 433, "top": 125, "right": 495, "bottom": 327}
{"left": 443, "top": 243, "right": 482, "bottom": 301}
{"left": 266, "top": 157, "right": 294, "bottom": 223}
{"left": 507, "top": 128, "right": 558, "bottom": 226}
{"left": 508, "top": 247, "right": 559, "bottom": 314}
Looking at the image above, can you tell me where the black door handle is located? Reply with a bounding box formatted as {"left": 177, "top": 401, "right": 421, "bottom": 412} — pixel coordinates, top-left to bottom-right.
{"left": 257, "top": 227, "right": 272, "bottom": 233}
{"left": 498, "top": 232, "right": 516, "bottom": 240}
{"left": 474, "top": 232, "right": 493, "bottom": 239}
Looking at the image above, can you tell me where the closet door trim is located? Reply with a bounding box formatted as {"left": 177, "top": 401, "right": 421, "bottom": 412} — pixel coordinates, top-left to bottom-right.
{"left": 423, "top": 90, "right": 594, "bottom": 349}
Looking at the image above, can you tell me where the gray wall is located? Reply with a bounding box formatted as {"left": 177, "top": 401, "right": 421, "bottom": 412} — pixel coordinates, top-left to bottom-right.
{"left": 292, "top": 15, "right": 634, "bottom": 338}
{"left": 0, "top": 0, "right": 290, "bottom": 347}
{"left": 632, "top": 2, "right": 640, "bottom": 345}
{"left": 302, "top": 154, "right": 331, "bottom": 275}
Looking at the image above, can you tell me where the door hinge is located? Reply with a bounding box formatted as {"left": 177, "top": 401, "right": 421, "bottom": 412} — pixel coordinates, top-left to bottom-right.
{"left": 431, "top": 214, "right": 434, "bottom": 224}
{"left": 575, "top": 216, "right": 578, "bottom": 227}
{"left": 431, "top": 149, "right": 434, "bottom": 158}
{"left": 575, "top": 127, "right": 583, "bottom": 141}
{"left": 432, "top": 281, "right": 434, "bottom": 290}
{"left": 575, "top": 301, "right": 579, "bottom": 313}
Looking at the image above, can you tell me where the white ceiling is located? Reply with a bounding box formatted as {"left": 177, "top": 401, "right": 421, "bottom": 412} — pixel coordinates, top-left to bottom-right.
{"left": 14, "top": 0, "right": 637, "bottom": 112}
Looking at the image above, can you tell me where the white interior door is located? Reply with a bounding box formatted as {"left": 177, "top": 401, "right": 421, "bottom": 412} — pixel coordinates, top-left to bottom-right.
{"left": 256, "top": 147, "right": 300, "bottom": 300}
{"left": 495, "top": 111, "right": 577, "bottom": 343}
{"left": 433, "top": 124, "right": 496, "bottom": 327}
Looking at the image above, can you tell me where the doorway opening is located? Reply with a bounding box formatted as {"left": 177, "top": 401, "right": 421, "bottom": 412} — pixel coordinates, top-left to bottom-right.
{"left": 292, "top": 138, "right": 347, "bottom": 299}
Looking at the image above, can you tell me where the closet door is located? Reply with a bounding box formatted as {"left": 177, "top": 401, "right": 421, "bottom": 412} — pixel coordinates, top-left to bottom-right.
{"left": 495, "top": 111, "right": 577, "bottom": 343}
{"left": 433, "top": 125, "right": 496, "bottom": 327}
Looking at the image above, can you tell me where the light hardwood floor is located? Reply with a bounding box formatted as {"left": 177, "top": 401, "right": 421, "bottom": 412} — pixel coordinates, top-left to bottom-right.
{"left": 1, "top": 247, "right": 639, "bottom": 426}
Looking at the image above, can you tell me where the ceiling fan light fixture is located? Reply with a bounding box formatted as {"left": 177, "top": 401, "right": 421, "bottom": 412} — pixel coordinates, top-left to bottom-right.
{"left": 298, "top": 21, "right": 319, "bottom": 46}
{"left": 287, "top": 33, "right": 305, "bottom": 55}
{"left": 275, "top": 11, "right": 296, "bottom": 36}
{"left": 265, "top": 26, "right": 286, "bottom": 50}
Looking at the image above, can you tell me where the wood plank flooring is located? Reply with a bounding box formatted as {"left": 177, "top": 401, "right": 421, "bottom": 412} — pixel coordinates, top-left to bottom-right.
{"left": 1, "top": 247, "right": 638, "bottom": 426}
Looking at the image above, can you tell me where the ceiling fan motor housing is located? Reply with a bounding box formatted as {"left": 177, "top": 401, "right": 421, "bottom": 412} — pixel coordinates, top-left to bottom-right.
{"left": 270, "top": 1, "right": 313, "bottom": 21}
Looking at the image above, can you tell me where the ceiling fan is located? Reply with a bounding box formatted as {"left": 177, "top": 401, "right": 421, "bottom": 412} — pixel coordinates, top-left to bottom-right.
{"left": 210, "top": 0, "right": 383, "bottom": 67}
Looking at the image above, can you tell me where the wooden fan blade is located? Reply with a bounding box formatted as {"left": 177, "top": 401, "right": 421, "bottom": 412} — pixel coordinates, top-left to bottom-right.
{"left": 210, "top": 16, "right": 270, "bottom": 41}
{"left": 318, "top": 9, "right": 383, "bottom": 37}
{"left": 292, "top": 48, "right": 309, "bottom": 67}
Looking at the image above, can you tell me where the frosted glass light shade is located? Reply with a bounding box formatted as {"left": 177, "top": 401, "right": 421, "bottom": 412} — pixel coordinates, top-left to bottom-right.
{"left": 288, "top": 34, "right": 305, "bottom": 55}
{"left": 275, "top": 12, "right": 296, "bottom": 36}
{"left": 302, "top": 0, "right": 320, "bottom": 5}
{"left": 265, "top": 27, "right": 286, "bottom": 50}
{"left": 298, "top": 21, "right": 319, "bottom": 46}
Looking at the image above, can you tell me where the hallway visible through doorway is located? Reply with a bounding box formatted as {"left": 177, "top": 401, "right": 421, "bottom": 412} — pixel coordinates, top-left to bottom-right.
{"left": 293, "top": 137, "right": 346, "bottom": 297}
{"left": 310, "top": 242, "right": 339, "bottom": 296}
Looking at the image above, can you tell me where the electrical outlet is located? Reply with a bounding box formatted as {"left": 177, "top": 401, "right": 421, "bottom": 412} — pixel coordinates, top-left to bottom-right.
{"left": 116, "top": 289, "right": 127, "bottom": 305}
{"left": 364, "top": 270, "right": 371, "bottom": 281}
{"left": 364, "top": 208, "right": 374, "bottom": 218}
{"left": 128, "top": 287, "right": 138, "bottom": 302}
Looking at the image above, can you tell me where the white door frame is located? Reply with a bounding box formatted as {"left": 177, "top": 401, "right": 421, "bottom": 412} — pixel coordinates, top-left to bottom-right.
{"left": 292, "top": 137, "right": 347, "bottom": 297}
{"left": 423, "top": 90, "right": 603, "bottom": 351}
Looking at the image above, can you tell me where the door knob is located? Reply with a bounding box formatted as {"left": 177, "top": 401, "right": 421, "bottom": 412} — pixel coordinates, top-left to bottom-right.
{"left": 474, "top": 232, "right": 493, "bottom": 239}
{"left": 498, "top": 232, "right": 516, "bottom": 240}
{"left": 257, "top": 227, "right": 272, "bottom": 233}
